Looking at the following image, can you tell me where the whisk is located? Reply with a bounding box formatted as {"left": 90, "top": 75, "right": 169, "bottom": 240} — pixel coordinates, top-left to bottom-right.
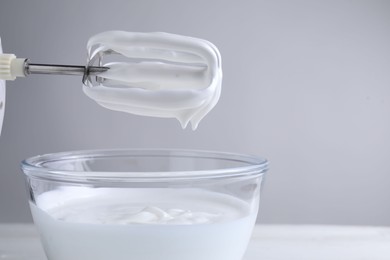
{"left": 0, "top": 31, "right": 222, "bottom": 130}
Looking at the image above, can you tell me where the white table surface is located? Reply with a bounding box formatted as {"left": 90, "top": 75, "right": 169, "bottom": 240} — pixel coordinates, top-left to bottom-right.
{"left": 1, "top": 224, "right": 390, "bottom": 260}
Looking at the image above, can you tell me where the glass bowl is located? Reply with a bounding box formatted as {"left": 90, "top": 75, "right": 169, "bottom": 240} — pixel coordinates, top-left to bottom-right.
{"left": 21, "top": 149, "right": 268, "bottom": 260}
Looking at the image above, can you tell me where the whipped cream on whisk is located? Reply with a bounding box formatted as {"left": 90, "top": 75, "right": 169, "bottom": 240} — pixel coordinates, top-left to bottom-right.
{"left": 83, "top": 31, "right": 222, "bottom": 130}
{"left": 0, "top": 38, "right": 5, "bottom": 136}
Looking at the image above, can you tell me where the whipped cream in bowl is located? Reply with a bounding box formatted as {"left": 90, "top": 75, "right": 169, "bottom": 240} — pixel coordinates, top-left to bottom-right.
{"left": 83, "top": 31, "right": 222, "bottom": 129}
{"left": 22, "top": 149, "right": 268, "bottom": 260}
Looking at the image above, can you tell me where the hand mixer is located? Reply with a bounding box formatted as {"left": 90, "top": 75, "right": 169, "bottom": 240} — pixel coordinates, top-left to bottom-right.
{"left": 0, "top": 31, "right": 222, "bottom": 133}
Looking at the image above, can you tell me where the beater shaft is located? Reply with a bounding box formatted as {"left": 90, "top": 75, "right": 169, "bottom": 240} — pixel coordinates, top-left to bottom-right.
{"left": 0, "top": 53, "right": 109, "bottom": 81}
{"left": 27, "top": 63, "right": 109, "bottom": 76}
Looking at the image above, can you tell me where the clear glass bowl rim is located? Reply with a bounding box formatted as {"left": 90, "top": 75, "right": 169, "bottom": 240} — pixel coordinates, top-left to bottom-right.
{"left": 21, "top": 148, "right": 268, "bottom": 183}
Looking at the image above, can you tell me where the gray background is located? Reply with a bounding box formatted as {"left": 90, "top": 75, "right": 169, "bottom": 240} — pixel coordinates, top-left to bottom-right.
{"left": 0, "top": 0, "right": 389, "bottom": 225}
